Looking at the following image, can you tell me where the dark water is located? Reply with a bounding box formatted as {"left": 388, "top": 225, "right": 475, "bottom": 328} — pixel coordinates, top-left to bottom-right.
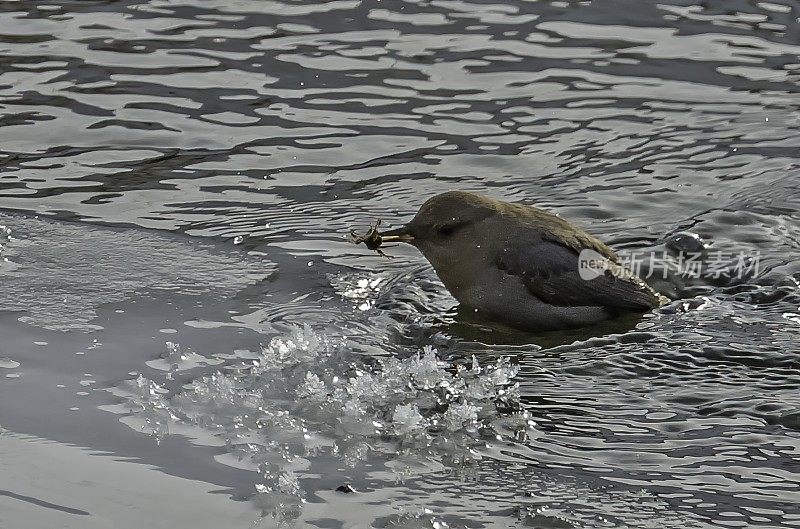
{"left": 1, "top": 0, "right": 799, "bottom": 527}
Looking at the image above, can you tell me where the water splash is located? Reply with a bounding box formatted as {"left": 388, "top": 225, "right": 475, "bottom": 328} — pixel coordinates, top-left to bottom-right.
{"left": 118, "top": 375, "right": 172, "bottom": 442}
{"left": 117, "top": 325, "right": 532, "bottom": 523}
{"left": 0, "top": 224, "right": 12, "bottom": 266}
{"left": 379, "top": 508, "right": 460, "bottom": 529}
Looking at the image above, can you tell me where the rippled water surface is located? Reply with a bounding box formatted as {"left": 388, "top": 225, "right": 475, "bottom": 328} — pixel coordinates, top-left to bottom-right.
{"left": 1, "top": 0, "right": 799, "bottom": 528}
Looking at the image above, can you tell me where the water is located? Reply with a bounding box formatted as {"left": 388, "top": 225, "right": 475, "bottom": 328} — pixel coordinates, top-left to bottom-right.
{"left": 0, "top": 0, "right": 799, "bottom": 527}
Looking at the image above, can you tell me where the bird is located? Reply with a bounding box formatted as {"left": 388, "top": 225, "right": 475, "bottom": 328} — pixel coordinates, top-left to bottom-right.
{"left": 355, "top": 190, "right": 668, "bottom": 332}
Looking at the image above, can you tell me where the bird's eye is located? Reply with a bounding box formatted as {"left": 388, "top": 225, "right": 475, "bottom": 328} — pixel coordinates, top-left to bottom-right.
{"left": 437, "top": 224, "right": 458, "bottom": 237}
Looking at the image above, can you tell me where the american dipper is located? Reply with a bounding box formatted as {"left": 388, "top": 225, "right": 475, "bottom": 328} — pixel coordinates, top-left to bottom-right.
{"left": 353, "top": 191, "right": 667, "bottom": 331}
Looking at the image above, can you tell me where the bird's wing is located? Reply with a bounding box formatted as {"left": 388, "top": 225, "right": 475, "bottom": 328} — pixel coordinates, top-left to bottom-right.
{"left": 497, "top": 238, "right": 663, "bottom": 311}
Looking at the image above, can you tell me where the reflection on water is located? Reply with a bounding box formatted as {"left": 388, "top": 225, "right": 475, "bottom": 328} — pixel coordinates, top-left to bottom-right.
{"left": 1, "top": 0, "right": 799, "bottom": 527}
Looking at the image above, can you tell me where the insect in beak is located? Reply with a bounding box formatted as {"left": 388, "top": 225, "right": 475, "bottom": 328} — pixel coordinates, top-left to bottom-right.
{"left": 349, "top": 220, "right": 414, "bottom": 258}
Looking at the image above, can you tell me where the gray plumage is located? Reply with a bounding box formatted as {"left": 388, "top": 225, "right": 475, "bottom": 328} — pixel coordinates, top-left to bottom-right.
{"left": 378, "top": 191, "right": 667, "bottom": 332}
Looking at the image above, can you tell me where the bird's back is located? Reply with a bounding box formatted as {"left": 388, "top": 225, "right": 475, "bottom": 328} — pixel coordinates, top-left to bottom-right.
{"left": 480, "top": 200, "right": 666, "bottom": 312}
{"left": 491, "top": 198, "right": 620, "bottom": 263}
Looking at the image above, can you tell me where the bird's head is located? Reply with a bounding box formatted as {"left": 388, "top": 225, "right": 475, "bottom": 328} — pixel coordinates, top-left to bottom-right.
{"left": 380, "top": 191, "right": 496, "bottom": 266}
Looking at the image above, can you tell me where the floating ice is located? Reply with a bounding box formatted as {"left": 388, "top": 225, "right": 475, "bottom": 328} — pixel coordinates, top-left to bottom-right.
{"left": 145, "top": 341, "right": 223, "bottom": 378}
{"left": 0, "top": 357, "right": 21, "bottom": 369}
{"left": 117, "top": 325, "right": 533, "bottom": 523}
{"left": 0, "top": 213, "right": 273, "bottom": 331}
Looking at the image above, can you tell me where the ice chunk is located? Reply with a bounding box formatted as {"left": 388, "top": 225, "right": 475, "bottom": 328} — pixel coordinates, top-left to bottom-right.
{"left": 0, "top": 357, "right": 21, "bottom": 369}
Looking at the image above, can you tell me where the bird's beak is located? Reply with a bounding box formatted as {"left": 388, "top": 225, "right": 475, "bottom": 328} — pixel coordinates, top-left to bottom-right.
{"left": 380, "top": 225, "right": 415, "bottom": 244}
